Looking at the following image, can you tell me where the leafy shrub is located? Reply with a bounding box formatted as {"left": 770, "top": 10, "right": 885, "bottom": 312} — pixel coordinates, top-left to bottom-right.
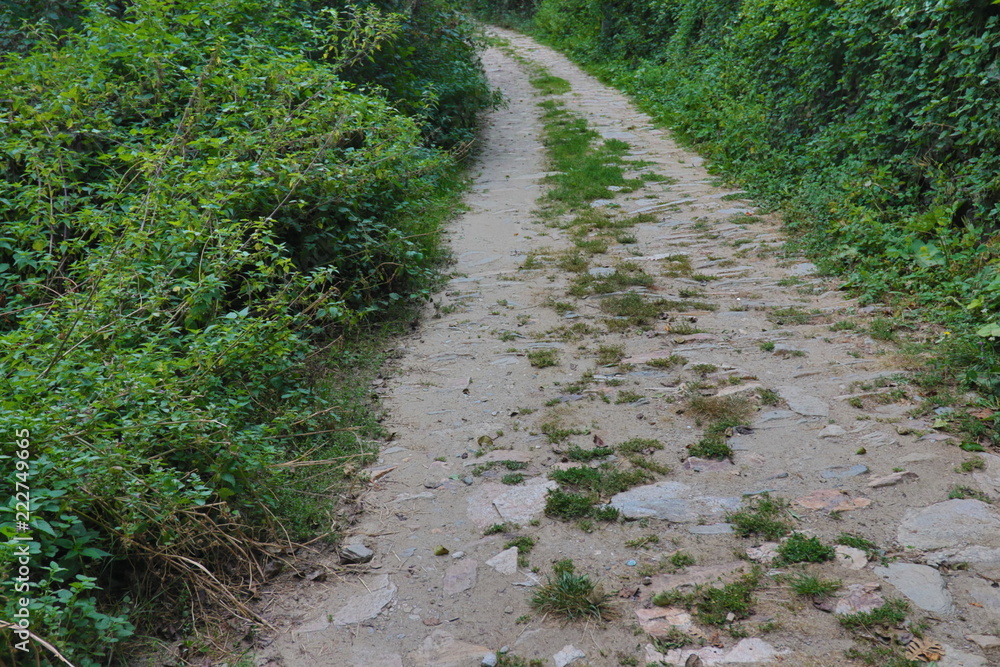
{"left": 0, "top": 0, "right": 494, "bottom": 662}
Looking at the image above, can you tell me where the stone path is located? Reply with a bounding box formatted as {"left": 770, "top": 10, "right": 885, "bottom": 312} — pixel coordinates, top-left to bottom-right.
{"left": 254, "top": 29, "right": 1000, "bottom": 667}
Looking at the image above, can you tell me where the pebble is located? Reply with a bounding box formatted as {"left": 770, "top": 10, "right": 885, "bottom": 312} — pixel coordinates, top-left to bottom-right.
{"left": 834, "top": 545, "right": 868, "bottom": 570}
{"left": 626, "top": 560, "right": 637, "bottom": 566}
{"left": 482, "top": 653, "right": 498, "bottom": 667}
{"left": 463, "top": 476, "right": 474, "bottom": 486}
{"left": 553, "top": 645, "right": 586, "bottom": 667}
{"left": 340, "top": 544, "right": 375, "bottom": 564}
{"left": 868, "top": 471, "right": 918, "bottom": 488}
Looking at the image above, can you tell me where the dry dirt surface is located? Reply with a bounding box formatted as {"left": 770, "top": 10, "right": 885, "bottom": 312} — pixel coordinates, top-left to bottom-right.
{"left": 253, "top": 29, "right": 1000, "bottom": 667}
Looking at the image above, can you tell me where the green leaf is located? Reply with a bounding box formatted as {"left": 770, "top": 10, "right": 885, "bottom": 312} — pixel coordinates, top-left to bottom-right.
{"left": 976, "top": 323, "right": 1000, "bottom": 337}
{"left": 79, "top": 546, "right": 113, "bottom": 559}
{"left": 909, "top": 240, "right": 945, "bottom": 268}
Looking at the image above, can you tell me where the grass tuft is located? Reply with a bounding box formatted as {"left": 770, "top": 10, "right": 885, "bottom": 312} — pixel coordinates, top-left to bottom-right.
{"left": 726, "top": 493, "right": 792, "bottom": 540}
{"left": 531, "top": 561, "right": 614, "bottom": 621}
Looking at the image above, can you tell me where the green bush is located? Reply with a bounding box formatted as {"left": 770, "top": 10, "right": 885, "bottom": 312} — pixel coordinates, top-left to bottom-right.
{"left": 0, "top": 0, "right": 493, "bottom": 662}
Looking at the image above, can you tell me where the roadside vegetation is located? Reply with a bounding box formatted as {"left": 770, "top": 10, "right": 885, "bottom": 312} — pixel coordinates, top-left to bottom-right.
{"left": 0, "top": 0, "right": 497, "bottom": 663}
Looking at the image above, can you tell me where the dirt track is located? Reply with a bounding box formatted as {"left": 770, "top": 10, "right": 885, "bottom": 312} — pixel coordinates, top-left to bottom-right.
{"left": 254, "top": 29, "right": 1000, "bottom": 667}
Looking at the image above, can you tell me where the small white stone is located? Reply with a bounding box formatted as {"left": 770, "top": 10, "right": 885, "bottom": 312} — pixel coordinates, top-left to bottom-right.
{"left": 553, "top": 644, "right": 586, "bottom": 667}
{"left": 835, "top": 545, "right": 869, "bottom": 570}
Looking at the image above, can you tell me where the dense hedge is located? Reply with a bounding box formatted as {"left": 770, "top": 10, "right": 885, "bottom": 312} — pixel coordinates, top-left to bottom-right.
{"left": 488, "top": 0, "right": 1000, "bottom": 393}
{"left": 0, "top": 0, "right": 494, "bottom": 663}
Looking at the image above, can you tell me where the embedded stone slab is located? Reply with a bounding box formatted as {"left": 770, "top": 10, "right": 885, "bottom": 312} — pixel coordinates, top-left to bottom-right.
{"left": 795, "top": 489, "right": 872, "bottom": 512}
{"left": 485, "top": 547, "right": 519, "bottom": 575}
{"left": 609, "top": 481, "right": 742, "bottom": 522}
{"left": 492, "top": 479, "right": 559, "bottom": 524}
{"left": 875, "top": 563, "right": 953, "bottom": 614}
{"left": 443, "top": 559, "right": 478, "bottom": 596}
{"left": 331, "top": 576, "right": 397, "bottom": 626}
{"left": 776, "top": 386, "right": 829, "bottom": 417}
{"left": 644, "top": 638, "right": 786, "bottom": 665}
{"left": 409, "top": 630, "right": 491, "bottom": 667}
{"left": 635, "top": 606, "right": 693, "bottom": 637}
{"left": 553, "top": 645, "right": 586, "bottom": 667}
{"left": 897, "top": 499, "right": 1000, "bottom": 551}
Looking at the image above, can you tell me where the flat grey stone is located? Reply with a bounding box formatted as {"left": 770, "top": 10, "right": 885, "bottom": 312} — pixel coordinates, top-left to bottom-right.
{"left": 341, "top": 544, "right": 375, "bottom": 564}
{"left": 835, "top": 546, "right": 868, "bottom": 570}
{"left": 939, "top": 644, "right": 988, "bottom": 667}
{"left": 789, "top": 262, "right": 818, "bottom": 276}
{"left": 821, "top": 464, "right": 869, "bottom": 479}
{"left": 898, "top": 500, "right": 1000, "bottom": 551}
{"left": 485, "top": 547, "right": 519, "bottom": 575}
{"left": 868, "top": 471, "right": 918, "bottom": 488}
{"left": 332, "top": 579, "right": 397, "bottom": 626}
{"left": 834, "top": 583, "right": 885, "bottom": 616}
{"left": 687, "top": 523, "right": 734, "bottom": 535}
{"left": 682, "top": 457, "right": 734, "bottom": 472}
{"left": 443, "top": 559, "right": 478, "bottom": 596}
{"left": 966, "top": 634, "right": 1000, "bottom": 650}
{"left": 588, "top": 266, "right": 616, "bottom": 277}
{"left": 755, "top": 409, "right": 798, "bottom": 424}
{"left": 553, "top": 645, "right": 586, "bottom": 667}
{"left": 875, "top": 563, "right": 953, "bottom": 614}
{"left": 493, "top": 479, "right": 558, "bottom": 524}
{"left": 818, "top": 425, "right": 847, "bottom": 438}
{"left": 972, "top": 453, "right": 1000, "bottom": 495}
{"left": 956, "top": 577, "right": 1000, "bottom": 623}
{"left": 410, "top": 630, "right": 491, "bottom": 667}
{"left": 777, "top": 386, "right": 829, "bottom": 417}
{"left": 609, "top": 481, "right": 741, "bottom": 522}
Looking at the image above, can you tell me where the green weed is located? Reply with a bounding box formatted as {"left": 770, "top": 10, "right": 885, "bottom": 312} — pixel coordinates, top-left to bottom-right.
{"left": 617, "top": 437, "right": 665, "bottom": 454}
{"left": 615, "top": 390, "right": 646, "bottom": 404}
{"left": 646, "top": 355, "right": 685, "bottom": 369}
{"left": 789, "top": 574, "right": 842, "bottom": 598}
{"left": 726, "top": 494, "right": 792, "bottom": 540}
{"left": 528, "top": 349, "right": 559, "bottom": 368}
{"left": 956, "top": 456, "right": 986, "bottom": 473}
{"left": 596, "top": 344, "right": 626, "bottom": 365}
{"left": 565, "top": 444, "right": 614, "bottom": 460}
{"left": 549, "top": 465, "right": 651, "bottom": 497}
{"left": 531, "top": 561, "right": 614, "bottom": 621}
{"left": 948, "top": 485, "right": 992, "bottom": 503}
{"left": 541, "top": 422, "right": 588, "bottom": 444}
{"left": 777, "top": 533, "right": 835, "bottom": 564}
{"left": 839, "top": 599, "right": 909, "bottom": 633}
